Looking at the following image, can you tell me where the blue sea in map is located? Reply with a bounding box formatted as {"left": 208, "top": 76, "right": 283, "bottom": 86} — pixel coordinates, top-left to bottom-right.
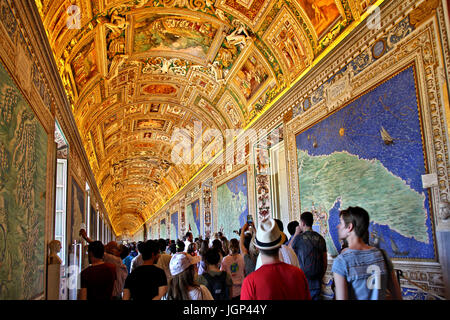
{"left": 296, "top": 66, "right": 435, "bottom": 259}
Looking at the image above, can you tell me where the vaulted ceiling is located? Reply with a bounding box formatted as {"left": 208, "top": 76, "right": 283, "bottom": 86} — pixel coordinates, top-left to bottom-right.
{"left": 35, "top": 0, "right": 375, "bottom": 236}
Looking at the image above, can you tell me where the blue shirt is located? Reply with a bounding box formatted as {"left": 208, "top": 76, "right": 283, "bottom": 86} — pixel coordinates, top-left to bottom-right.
{"left": 332, "top": 247, "right": 392, "bottom": 300}
{"left": 122, "top": 255, "right": 133, "bottom": 274}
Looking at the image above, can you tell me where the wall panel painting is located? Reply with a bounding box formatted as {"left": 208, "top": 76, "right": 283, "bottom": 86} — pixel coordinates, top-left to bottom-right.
{"left": 89, "top": 204, "right": 96, "bottom": 239}
{"left": 296, "top": 65, "right": 435, "bottom": 260}
{"left": 153, "top": 224, "right": 158, "bottom": 239}
{"left": 186, "top": 199, "right": 201, "bottom": 238}
{"left": 217, "top": 171, "right": 248, "bottom": 239}
{"left": 69, "top": 177, "right": 85, "bottom": 247}
{"left": 160, "top": 219, "right": 166, "bottom": 239}
{"left": 0, "top": 61, "right": 48, "bottom": 299}
{"left": 170, "top": 212, "right": 178, "bottom": 240}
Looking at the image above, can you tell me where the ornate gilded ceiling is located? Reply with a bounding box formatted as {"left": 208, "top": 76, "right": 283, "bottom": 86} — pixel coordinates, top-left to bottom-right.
{"left": 35, "top": 0, "right": 375, "bottom": 236}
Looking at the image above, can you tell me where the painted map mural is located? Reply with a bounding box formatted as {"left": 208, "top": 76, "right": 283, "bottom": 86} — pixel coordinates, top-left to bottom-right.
{"left": 0, "top": 62, "right": 48, "bottom": 299}
{"left": 89, "top": 204, "right": 96, "bottom": 239}
{"left": 170, "top": 212, "right": 178, "bottom": 240}
{"left": 154, "top": 224, "right": 158, "bottom": 239}
{"left": 296, "top": 66, "right": 435, "bottom": 259}
{"left": 160, "top": 219, "right": 166, "bottom": 239}
{"left": 69, "top": 178, "right": 85, "bottom": 247}
{"left": 186, "top": 199, "right": 201, "bottom": 238}
{"left": 217, "top": 171, "right": 248, "bottom": 239}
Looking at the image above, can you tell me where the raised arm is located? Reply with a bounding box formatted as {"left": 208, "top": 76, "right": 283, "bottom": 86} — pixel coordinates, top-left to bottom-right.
{"left": 79, "top": 229, "right": 92, "bottom": 243}
{"left": 239, "top": 223, "right": 250, "bottom": 255}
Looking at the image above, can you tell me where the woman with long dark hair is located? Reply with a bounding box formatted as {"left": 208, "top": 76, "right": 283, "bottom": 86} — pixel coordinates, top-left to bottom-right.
{"left": 161, "top": 253, "right": 213, "bottom": 300}
{"left": 198, "top": 240, "right": 209, "bottom": 275}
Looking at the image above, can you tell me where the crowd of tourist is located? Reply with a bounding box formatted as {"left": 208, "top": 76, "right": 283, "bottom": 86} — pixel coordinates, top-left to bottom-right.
{"left": 78, "top": 206, "right": 402, "bottom": 300}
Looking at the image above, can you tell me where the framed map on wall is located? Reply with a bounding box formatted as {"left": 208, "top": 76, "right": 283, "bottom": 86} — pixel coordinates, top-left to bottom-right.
{"left": 186, "top": 199, "right": 201, "bottom": 238}
{"left": 68, "top": 176, "right": 85, "bottom": 248}
{"left": 296, "top": 65, "right": 435, "bottom": 260}
{"left": 170, "top": 212, "right": 178, "bottom": 240}
{"left": 216, "top": 170, "right": 248, "bottom": 240}
{"left": 0, "top": 61, "right": 48, "bottom": 299}
{"left": 160, "top": 219, "right": 166, "bottom": 239}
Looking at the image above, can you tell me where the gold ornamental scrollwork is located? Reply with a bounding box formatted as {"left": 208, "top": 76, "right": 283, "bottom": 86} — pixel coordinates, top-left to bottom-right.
{"left": 160, "top": 0, "right": 207, "bottom": 11}
{"left": 409, "top": 0, "right": 440, "bottom": 27}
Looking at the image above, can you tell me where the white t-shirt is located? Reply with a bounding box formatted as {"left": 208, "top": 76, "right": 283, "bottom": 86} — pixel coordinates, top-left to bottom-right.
{"left": 221, "top": 253, "right": 245, "bottom": 297}
{"left": 161, "top": 285, "right": 213, "bottom": 300}
{"left": 255, "top": 244, "right": 300, "bottom": 270}
{"left": 184, "top": 240, "right": 193, "bottom": 253}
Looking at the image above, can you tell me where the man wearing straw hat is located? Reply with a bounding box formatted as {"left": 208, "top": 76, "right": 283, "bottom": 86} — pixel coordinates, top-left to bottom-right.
{"left": 240, "top": 218, "right": 311, "bottom": 300}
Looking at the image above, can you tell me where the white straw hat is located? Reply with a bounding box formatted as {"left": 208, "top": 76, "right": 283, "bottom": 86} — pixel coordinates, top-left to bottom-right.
{"left": 253, "top": 218, "right": 286, "bottom": 250}
{"left": 169, "top": 253, "right": 197, "bottom": 276}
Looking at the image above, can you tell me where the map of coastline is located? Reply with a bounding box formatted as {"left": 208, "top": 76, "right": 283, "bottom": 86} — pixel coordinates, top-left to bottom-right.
{"left": 298, "top": 149, "right": 433, "bottom": 258}
{"left": 217, "top": 172, "right": 248, "bottom": 239}
{"left": 186, "top": 200, "right": 201, "bottom": 238}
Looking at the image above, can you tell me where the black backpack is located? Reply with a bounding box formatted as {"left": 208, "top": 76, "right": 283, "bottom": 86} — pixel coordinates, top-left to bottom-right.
{"left": 298, "top": 232, "right": 325, "bottom": 280}
{"left": 202, "top": 272, "right": 229, "bottom": 300}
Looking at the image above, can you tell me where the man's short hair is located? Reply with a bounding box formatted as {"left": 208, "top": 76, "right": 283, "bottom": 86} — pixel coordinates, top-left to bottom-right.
{"left": 119, "top": 244, "right": 130, "bottom": 260}
{"left": 204, "top": 248, "right": 220, "bottom": 265}
{"left": 141, "top": 240, "right": 160, "bottom": 261}
{"left": 158, "top": 238, "right": 166, "bottom": 252}
{"left": 259, "top": 247, "right": 279, "bottom": 258}
{"left": 339, "top": 206, "right": 370, "bottom": 238}
{"left": 176, "top": 239, "right": 185, "bottom": 252}
{"left": 186, "top": 232, "right": 192, "bottom": 238}
{"left": 287, "top": 221, "right": 299, "bottom": 236}
{"left": 168, "top": 243, "right": 177, "bottom": 254}
{"left": 137, "top": 241, "right": 144, "bottom": 253}
{"left": 300, "top": 212, "right": 314, "bottom": 227}
{"left": 274, "top": 219, "right": 284, "bottom": 232}
{"left": 88, "top": 241, "right": 105, "bottom": 259}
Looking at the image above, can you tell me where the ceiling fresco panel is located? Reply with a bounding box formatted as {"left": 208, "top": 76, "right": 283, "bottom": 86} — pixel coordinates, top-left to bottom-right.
{"left": 217, "top": 0, "right": 276, "bottom": 30}
{"left": 295, "top": 0, "right": 342, "bottom": 38}
{"left": 129, "top": 10, "right": 225, "bottom": 64}
{"left": 70, "top": 38, "right": 99, "bottom": 94}
{"left": 263, "top": 5, "right": 314, "bottom": 82}
{"left": 229, "top": 44, "right": 276, "bottom": 110}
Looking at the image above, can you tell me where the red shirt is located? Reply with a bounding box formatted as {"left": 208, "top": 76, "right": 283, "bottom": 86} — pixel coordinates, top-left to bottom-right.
{"left": 80, "top": 262, "right": 117, "bottom": 300}
{"left": 240, "top": 262, "right": 311, "bottom": 300}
